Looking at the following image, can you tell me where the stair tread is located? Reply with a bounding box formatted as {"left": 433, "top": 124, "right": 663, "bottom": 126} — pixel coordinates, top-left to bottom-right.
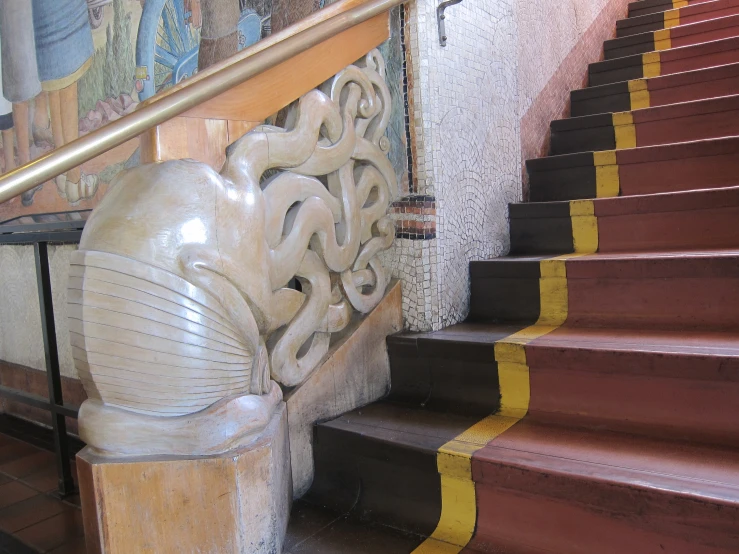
{"left": 529, "top": 133, "right": 739, "bottom": 171}
{"left": 319, "top": 401, "right": 481, "bottom": 452}
{"left": 475, "top": 420, "right": 739, "bottom": 500}
{"left": 555, "top": 92, "right": 739, "bottom": 130}
{"left": 531, "top": 324, "right": 739, "bottom": 358}
{"left": 514, "top": 184, "right": 739, "bottom": 217}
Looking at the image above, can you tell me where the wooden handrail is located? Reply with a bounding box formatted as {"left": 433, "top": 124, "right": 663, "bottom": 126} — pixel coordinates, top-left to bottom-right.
{"left": 0, "top": 0, "right": 402, "bottom": 204}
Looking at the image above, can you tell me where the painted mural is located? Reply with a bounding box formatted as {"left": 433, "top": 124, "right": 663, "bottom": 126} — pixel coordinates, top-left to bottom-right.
{"left": 0, "top": 0, "right": 408, "bottom": 222}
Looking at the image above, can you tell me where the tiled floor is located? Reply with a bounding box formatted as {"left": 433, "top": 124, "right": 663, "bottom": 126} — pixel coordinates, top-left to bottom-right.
{"left": 0, "top": 433, "right": 418, "bottom": 553}
{"left": 0, "top": 435, "right": 84, "bottom": 554}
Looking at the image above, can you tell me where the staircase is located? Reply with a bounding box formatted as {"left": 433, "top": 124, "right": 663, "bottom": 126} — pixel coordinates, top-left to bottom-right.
{"left": 295, "top": 0, "right": 739, "bottom": 552}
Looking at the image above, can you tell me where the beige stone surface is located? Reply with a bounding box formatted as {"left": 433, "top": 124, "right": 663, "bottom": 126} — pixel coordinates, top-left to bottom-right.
{"left": 78, "top": 403, "right": 291, "bottom": 554}
{"left": 285, "top": 281, "right": 402, "bottom": 498}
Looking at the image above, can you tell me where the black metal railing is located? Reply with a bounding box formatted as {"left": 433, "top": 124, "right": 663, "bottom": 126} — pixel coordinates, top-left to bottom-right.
{"left": 0, "top": 210, "right": 89, "bottom": 497}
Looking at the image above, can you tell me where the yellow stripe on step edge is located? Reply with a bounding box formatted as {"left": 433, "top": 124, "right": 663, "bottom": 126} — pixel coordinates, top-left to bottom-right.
{"left": 412, "top": 258, "right": 573, "bottom": 554}
{"left": 642, "top": 52, "right": 661, "bottom": 78}
{"left": 654, "top": 29, "right": 672, "bottom": 51}
{"left": 612, "top": 111, "right": 636, "bottom": 150}
{"left": 664, "top": 8, "right": 681, "bottom": 29}
{"left": 628, "top": 79, "right": 650, "bottom": 110}
{"left": 594, "top": 150, "right": 620, "bottom": 198}
{"left": 570, "top": 200, "right": 599, "bottom": 254}
{"left": 672, "top": 0, "right": 688, "bottom": 8}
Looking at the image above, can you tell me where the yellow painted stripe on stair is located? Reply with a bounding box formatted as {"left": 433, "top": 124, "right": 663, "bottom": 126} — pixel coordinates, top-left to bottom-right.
{"left": 672, "top": 0, "right": 688, "bottom": 8}
{"left": 642, "top": 52, "right": 661, "bottom": 78}
{"left": 664, "top": 8, "right": 681, "bottom": 29}
{"left": 594, "top": 150, "right": 620, "bottom": 198}
{"left": 570, "top": 200, "right": 599, "bottom": 254}
{"left": 654, "top": 28, "right": 672, "bottom": 51}
{"left": 412, "top": 257, "right": 576, "bottom": 554}
{"left": 613, "top": 111, "right": 637, "bottom": 149}
{"left": 628, "top": 79, "right": 650, "bottom": 110}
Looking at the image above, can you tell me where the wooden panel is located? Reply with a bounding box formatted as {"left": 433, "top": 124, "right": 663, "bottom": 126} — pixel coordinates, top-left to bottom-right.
{"left": 140, "top": 116, "right": 234, "bottom": 169}
{"left": 182, "top": 13, "right": 389, "bottom": 121}
{"left": 228, "top": 120, "right": 259, "bottom": 143}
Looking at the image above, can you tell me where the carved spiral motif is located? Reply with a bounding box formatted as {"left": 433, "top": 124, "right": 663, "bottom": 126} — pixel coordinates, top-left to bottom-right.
{"left": 71, "top": 50, "right": 397, "bottom": 423}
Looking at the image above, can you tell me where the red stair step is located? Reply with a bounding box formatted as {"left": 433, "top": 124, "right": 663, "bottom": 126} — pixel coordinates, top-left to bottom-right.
{"left": 469, "top": 421, "right": 739, "bottom": 554}
{"left": 527, "top": 326, "right": 739, "bottom": 446}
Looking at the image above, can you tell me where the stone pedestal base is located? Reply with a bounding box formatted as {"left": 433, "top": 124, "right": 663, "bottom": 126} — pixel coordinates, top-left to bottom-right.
{"left": 77, "top": 404, "right": 291, "bottom": 554}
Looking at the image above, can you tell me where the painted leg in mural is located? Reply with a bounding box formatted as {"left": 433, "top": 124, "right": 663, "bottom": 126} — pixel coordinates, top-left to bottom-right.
{"left": 48, "top": 89, "right": 68, "bottom": 199}
{"left": 32, "top": 91, "right": 53, "bottom": 146}
{"left": 13, "top": 101, "right": 42, "bottom": 206}
{"left": 50, "top": 83, "right": 98, "bottom": 204}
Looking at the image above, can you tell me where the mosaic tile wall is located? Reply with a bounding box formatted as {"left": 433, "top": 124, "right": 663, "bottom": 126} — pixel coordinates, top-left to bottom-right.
{"left": 392, "top": 0, "right": 631, "bottom": 330}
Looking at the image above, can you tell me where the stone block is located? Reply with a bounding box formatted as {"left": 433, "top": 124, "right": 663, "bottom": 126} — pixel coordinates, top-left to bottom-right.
{"left": 78, "top": 404, "right": 291, "bottom": 554}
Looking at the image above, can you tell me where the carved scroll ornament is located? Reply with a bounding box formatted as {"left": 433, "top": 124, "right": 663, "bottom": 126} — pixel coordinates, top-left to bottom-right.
{"left": 70, "top": 50, "right": 397, "bottom": 457}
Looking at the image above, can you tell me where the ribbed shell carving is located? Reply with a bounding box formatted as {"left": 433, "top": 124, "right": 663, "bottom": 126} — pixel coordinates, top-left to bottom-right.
{"left": 69, "top": 251, "right": 254, "bottom": 416}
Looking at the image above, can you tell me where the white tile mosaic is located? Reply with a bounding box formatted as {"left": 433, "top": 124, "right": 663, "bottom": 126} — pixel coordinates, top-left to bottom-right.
{"left": 392, "top": 0, "right": 627, "bottom": 330}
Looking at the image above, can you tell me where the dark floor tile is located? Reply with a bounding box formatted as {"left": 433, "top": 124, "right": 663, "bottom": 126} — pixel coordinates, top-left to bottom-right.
{"left": 46, "top": 536, "right": 85, "bottom": 554}
{"left": 0, "top": 452, "right": 55, "bottom": 481}
{"left": 289, "top": 515, "right": 424, "bottom": 554}
{"left": 0, "top": 483, "right": 37, "bottom": 510}
{"left": 0, "top": 475, "right": 10, "bottom": 487}
{"left": 284, "top": 501, "right": 343, "bottom": 550}
{"left": 14, "top": 510, "right": 83, "bottom": 553}
{"left": 0, "top": 530, "right": 39, "bottom": 554}
{"left": 22, "top": 461, "right": 76, "bottom": 496}
{"left": 0, "top": 494, "right": 69, "bottom": 534}
{"left": 60, "top": 496, "right": 79, "bottom": 510}
{"left": 0, "top": 442, "right": 38, "bottom": 467}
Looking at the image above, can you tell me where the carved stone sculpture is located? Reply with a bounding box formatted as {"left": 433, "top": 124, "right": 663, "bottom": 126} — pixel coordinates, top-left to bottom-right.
{"left": 70, "top": 49, "right": 397, "bottom": 457}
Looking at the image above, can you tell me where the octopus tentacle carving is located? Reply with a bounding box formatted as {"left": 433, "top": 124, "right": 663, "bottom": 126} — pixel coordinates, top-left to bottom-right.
{"left": 72, "top": 50, "right": 397, "bottom": 456}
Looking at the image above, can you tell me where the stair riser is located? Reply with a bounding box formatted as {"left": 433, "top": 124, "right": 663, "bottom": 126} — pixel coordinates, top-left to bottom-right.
{"left": 619, "top": 150, "right": 739, "bottom": 195}
{"left": 552, "top": 107, "right": 739, "bottom": 155}
{"left": 590, "top": 41, "right": 739, "bottom": 87}
{"left": 598, "top": 205, "right": 739, "bottom": 251}
{"left": 526, "top": 346, "right": 739, "bottom": 445}
{"left": 468, "top": 484, "right": 739, "bottom": 554}
{"left": 606, "top": 16, "right": 739, "bottom": 60}
{"left": 529, "top": 148, "right": 739, "bottom": 202}
{"left": 387, "top": 336, "right": 501, "bottom": 417}
{"left": 568, "top": 274, "right": 739, "bottom": 329}
{"left": 618, "top": 0, "right": 739, "bottom": 38}
{"left": 469, "top": 276, "right": 540, "bottom": 324}
{"left": 511, "top": 203, "right": 739, "bottom": 254}
{"left": 307, "top": 425, "right": 442, "bottom": 536}
{"left": 572, "top": 64, "right": 739, "bottom": 117}
{"left": 628, "top": 0, "right": 709, "bottom": 19}
{"left": 470, "top": 256, "right": 739, "bottom": 329}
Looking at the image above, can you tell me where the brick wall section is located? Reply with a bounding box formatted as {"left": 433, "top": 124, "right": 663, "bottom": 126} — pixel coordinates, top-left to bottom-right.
{"left": 520, "top": 0, "right": 632, "bottom": 199}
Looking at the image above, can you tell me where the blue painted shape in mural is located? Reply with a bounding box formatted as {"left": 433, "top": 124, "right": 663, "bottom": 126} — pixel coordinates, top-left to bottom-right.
{"left": 136, "top": 0, "right": 263, "bottom": 101}
{"left": 136, "top": 0, "right": 200, "bottom": 100}
{"left": 32, "top": 0, "right": 94, "bottom": 84}
{"left": 237, "top": 9, "right": 262, "bottom": 51}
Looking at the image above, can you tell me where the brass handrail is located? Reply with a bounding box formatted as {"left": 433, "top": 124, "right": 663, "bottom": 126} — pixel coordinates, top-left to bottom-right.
{"left": 0, "top": 0, "right": 402, "bottom": 204}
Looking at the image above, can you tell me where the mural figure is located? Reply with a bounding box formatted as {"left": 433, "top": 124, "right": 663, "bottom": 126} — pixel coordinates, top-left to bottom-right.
{"left": 33, "top": 0, "right": 99, "bottom": 203}
{"left": 0, "top": 0, "right": 99, "bottom": 206}
{"left": 0, "top": 0, "right": 406, "bottom": 225}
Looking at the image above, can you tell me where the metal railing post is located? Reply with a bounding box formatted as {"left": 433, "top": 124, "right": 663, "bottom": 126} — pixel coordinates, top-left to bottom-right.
{"left": 33, "top": 241, "right": 75, "bottom": 497}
